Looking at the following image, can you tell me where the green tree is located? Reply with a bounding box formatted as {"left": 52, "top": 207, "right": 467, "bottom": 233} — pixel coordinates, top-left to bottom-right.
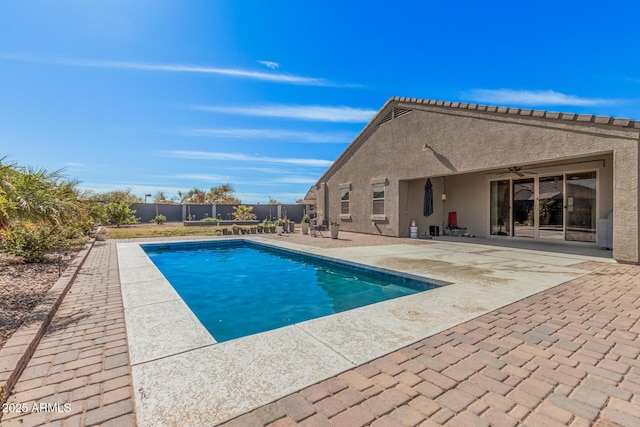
{"left": 181, "top": 188, "right": 207, "bottom": 204}
{"left": 207, "top": 184, "right": 241, "bottom": 204}
{"left": 87, "top": 188, "right": 141, "bottom": 205}
{"left": 153, "top": 191, "right": 176, "bottom": 204}
{"left": 104, "top": 202, "right": 138, "bottom": 227}
{"left": 178, "top": 184, "right": 242, "bottom": 204}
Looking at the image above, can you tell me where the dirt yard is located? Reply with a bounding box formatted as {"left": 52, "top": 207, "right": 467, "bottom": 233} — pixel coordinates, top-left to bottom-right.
{"left": 0, "top": 251, "right": 77, "bottom": 349}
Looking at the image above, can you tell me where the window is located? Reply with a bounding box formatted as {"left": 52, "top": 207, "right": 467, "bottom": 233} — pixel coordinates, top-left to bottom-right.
{"left": 340, "top": 187, "right": 350, "bottom": 215}
{"left": 372, "top": 183, "right": 385, "bottom": 215}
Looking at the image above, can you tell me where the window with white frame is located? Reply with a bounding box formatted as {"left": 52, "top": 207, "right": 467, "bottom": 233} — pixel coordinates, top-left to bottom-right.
{"left": 372, "top": 183, "right": 385, "bottom": 215}
{"left": 340, "top": 187, "right": 350, "bottom": 215}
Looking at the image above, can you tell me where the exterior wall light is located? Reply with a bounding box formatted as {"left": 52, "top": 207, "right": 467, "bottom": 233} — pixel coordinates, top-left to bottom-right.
{"left": 441, "top": 193, "right": 447, "bottom": 201}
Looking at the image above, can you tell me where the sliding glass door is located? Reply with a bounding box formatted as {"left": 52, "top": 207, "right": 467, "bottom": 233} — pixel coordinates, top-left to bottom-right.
{"left": 566, "top": 172, "right": 597, "bottom": 242}
{"left": 538, "top": 176, "right": 564, "bottom": 240}
{"left": 490, "top": 171, "right": 596, "bottom": 242}
{"left": 513, "top": 179, "right": 535, "bottom": 237}
{"left": 490, "top": 180, "right": 510, "bottom": 236}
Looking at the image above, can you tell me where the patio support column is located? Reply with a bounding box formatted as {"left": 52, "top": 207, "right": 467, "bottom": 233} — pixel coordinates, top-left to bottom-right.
{"left": 398, "top": 180, "right": 409, "bottom": 237}
{"left": 315, "top": 183, "right": 326, "bottom": 222}
{"left": 612, "top": 145, "right": 640, "bottom": 263}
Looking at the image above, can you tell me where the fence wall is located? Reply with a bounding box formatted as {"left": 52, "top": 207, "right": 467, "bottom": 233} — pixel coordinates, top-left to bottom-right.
{"left": 130, "top": 203, "right": 310, "bottom": 223}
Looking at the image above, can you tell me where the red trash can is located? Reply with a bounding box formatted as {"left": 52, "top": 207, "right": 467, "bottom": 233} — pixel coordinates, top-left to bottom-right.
{"left": 448, "top": 212, "right": 457, "bottom": 228}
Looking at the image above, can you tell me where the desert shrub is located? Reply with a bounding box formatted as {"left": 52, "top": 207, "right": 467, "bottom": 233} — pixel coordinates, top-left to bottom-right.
{"left": 232, "top": 205, "right": 257, "bottom": 220}
{"left": 151, "top": 214, "right": 167, "bottom": 225}
{"left": 1, "top": 223, "right": 65, "bottom": 262}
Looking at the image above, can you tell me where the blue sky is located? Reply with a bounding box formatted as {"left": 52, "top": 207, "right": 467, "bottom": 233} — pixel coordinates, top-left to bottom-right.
{"left": 1, "top": 1, "right": 639, "bottom": 203}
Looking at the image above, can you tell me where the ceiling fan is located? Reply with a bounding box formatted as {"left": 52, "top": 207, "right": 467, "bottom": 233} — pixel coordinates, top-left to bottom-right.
{"left": 494, "top": 166, "right": 538, "bottom": 177}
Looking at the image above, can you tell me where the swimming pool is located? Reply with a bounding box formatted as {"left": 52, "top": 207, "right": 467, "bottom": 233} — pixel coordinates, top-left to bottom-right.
{"left": 142, "top": 240, "right": 437, "bottom": 342}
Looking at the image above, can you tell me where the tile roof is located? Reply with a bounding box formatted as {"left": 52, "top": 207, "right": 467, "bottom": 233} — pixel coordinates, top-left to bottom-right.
{"left": 388, "top": 96, "right": 639, "bottom": 128}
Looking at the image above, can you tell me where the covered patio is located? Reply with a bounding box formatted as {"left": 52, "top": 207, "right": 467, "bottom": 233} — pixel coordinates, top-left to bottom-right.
{"left": 399, "top": 153, "right": 613, "bottom": 254}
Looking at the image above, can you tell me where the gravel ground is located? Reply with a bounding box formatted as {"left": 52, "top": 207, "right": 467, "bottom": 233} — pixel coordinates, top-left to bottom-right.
{"left": 0, "top": 251, "right": 77, "bottom": 349}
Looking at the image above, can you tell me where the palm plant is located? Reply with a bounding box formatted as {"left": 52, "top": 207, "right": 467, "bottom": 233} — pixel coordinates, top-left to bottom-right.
{"left": 183, "top": 188, "right": 207, "bottom": 204}
{"left": 206, "top": 184, "right": 238, "bottom": 203}
{"left": 232, "top": 205, "right": 257, "bottom": 220}
{"left": 0, "top": 158, "right": 80, "bottom": 230}
{"left": 0, "top": 158, "right": 89, "bottom": 262}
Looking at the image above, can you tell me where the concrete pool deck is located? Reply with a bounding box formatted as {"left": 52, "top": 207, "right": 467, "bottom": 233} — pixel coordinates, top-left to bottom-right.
{"left": 118, "top": 234, "right": 607, "bottom": 426}
{"left": 3, "top": 231, "right": 639, "bottom": 427}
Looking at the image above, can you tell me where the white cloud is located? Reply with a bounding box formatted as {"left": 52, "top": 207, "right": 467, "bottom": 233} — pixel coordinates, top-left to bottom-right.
{"left": 258, "top": 60, "right": 279, "bottom": 69}
{"left": 0, "top": 53, "right": 341, "bottom": 86}
{"left": 171, "top": 173, "right": 232, "bottom": 181}
{"left": 179, "top": 128, "right": 351, "bottom": 143}
{"left": 190, "top": 104, "right": 376, "bottom": 123}
{"left": 223, "top": 166, "right": 289, "bottom": 174}
{"left": 273, "top": 177, "right": 318, "bottom": 184}
{"left": 463, "top": 89, "right": 618, "bottom": 107}
{"left": 164, "top": 151, "right": 333, "bottom": 167}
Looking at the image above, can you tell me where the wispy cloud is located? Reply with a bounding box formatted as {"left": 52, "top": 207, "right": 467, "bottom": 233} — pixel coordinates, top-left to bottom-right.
{"left": 258, "top": 60, "right": 279, "bottom": 69}
{"left": 164, "top": 150, "right": 333, "bottom": 167}
{"left": 225, "top": 166, "right": 290, "bottom": 174}
{"left": 272, "top": 177, "right": 318, "bottom": 184}
{"left": 178, "top": 128, "right": 352, "bottom": 143}
{"left": 463, "top": 89, "right": 619, "bottom": 107}
{"left": 0, "top": 53, "right": 345, "bottom": 87}
{"left": 190, "top": 104, "right": 376, "bottom": 123}
{"left": 171, "top": 173, "right": 231, "bottom": 181}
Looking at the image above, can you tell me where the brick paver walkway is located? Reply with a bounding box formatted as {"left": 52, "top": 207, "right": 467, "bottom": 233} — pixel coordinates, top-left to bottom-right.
{"left": 1, "top": 242, "right": 135, "bottom": 426}
{"left": 223, "top": 261, "right": 640, "bottom": 427}
{"left": 2, "top": 236, "right": 640, "bottom": 427}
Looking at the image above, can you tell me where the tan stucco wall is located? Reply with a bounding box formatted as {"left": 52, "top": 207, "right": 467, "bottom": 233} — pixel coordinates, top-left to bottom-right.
{"left": 315, "top": 104, "right": 639, "bottom": 262}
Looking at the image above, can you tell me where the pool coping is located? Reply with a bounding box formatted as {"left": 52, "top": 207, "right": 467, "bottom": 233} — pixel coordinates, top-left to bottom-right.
{"left": 117, "top": 236, "right": 597, "bottom": 426}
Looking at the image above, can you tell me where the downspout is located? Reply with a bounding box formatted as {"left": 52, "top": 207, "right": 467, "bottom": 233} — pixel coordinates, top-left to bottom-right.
{"left": 442, "top": 176, "right": 447, "bottom": 230}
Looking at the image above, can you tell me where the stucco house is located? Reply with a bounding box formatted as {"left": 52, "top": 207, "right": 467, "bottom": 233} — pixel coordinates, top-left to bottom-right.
{"left": 306, "top": 97, "right": 640, "bottom": 263}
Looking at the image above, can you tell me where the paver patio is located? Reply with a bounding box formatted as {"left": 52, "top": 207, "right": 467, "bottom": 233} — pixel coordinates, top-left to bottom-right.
{"left": 1, "top": 233, "right": 639, "bottom": 427}
{"left": 1, "top": 241, "right": 135, "bottom": 427}
{"left": 222, "top": 259, "right": 640, "bottom": 427}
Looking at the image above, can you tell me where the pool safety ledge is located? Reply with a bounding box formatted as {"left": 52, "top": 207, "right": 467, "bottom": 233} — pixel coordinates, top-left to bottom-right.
{"left": 117, "top": 237, "right": 594, "bottom": 426}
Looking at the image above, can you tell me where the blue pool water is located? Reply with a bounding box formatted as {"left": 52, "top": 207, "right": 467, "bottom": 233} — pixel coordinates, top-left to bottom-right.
{"left": 143, "top": 240, "right": 436, "bottom": 342}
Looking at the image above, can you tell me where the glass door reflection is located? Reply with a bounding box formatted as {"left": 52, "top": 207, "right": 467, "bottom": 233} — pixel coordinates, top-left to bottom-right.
{"left": 490, "top": 180, "right": 511, "bottom": 236}
{"left": 538, "top": 176, "right": 564, "bottom": 239}
{"left": 566, "top": 172, "right": 596, "bottom": 242}
{"left": 512, "top": 178, "right": 535, "bottom": 237}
